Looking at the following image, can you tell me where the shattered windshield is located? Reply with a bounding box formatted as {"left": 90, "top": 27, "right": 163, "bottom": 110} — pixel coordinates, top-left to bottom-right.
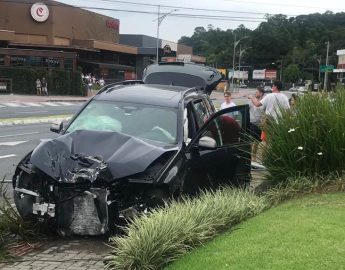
{"left": 67, "top": 100, "right": 178, "bottom": 144}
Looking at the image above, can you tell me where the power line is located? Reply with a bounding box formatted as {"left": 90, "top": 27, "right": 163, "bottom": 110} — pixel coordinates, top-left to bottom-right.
{"left": 0, "top": 0, "right": 267, "bottom": 22}
{"left": 73, "top": 0, "right": 293, "bottom": 16}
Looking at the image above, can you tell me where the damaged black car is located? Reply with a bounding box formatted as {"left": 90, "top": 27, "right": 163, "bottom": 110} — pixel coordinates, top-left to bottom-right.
{"left": 12, "top": 62, "right": 251, "bottom": 236}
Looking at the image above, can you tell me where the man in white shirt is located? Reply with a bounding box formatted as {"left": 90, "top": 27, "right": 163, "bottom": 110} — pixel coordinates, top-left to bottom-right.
{"left": 221, "top": 91, "right": 236, "bottom": 110}
{"left": 248, "top": 81, "right": 290, "bottom": 121}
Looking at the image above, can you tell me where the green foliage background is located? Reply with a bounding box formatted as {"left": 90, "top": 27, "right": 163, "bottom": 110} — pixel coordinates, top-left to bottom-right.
{"left": 179, "top": 12, "right": 345, "bottom": 82}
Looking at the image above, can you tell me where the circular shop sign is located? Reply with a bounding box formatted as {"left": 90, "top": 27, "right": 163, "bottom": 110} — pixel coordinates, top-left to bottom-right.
{"left": 31, "top": 3, "right": 49, "bottom": 22}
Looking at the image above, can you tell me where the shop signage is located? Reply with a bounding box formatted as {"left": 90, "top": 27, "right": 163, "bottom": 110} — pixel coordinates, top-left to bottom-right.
{"left": 45, "top": 58, "right": 60, "bottom": 66}
{"left": 106, "top": 20, "right": 119, "bottom": 30}
{"left": 265, "top": 69, "right": 277, "bottom": 79}
{"left": 253, "top": 69, "right": 265, "bottom": 80}
{"left": 31, "top": 3, "right": 49, "bottom": 22}
{"left": 163, "top": 45, "right": 172, "bottom": 55}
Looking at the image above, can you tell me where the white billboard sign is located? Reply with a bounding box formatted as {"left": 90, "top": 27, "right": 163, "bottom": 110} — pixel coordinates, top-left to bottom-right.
{"left": 253, "top": 69, "right": 266, "bottom": 79}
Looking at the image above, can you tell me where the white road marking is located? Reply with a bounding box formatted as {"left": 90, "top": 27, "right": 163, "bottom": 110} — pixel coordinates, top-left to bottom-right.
{"left": 40, "top": 102, "right": 59, "bottom": 106}
{"left": 40, "top": 139, "right": 51, "bottom": 142}
{"left": 1, "top": 103, "right": 27, "bottom": 107}
{"left": 0, "top": 132, "right": 39, "bottom": 138}
{"left": 21, "top": 102, "right": 44, "bottom": 107}
{"left": 2, "top": 179, "right": 12, "bottom": 183}
{"left": 16, "top": 111, "right": 49, "bottom": 114}
{"left": 55, "top": 102, "right": 74, "bottom": 106}
{"left": 0, "top": 154, "right": 16, "bottom": 159}
{"left": 0, "top": 141, "right": 28, "bottom": 146}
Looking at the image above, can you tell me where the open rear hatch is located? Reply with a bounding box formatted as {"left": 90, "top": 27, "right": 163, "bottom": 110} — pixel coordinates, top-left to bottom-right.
{"left": 142, "top": 62, "right": 222, "bottom": 95}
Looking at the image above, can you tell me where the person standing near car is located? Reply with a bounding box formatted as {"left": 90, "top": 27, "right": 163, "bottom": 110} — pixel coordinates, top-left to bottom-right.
{"left": 220, "top": 91, "right": 236, "bottom": 110}
{"left": 248, "top": 80, "right": 290, "bottom": 142}
{"left": 249, "top": 86, "right": 265, "bottom": 162}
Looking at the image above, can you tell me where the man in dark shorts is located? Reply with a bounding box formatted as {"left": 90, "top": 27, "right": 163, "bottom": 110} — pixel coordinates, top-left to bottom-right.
{"left": 248, "top": 86, "right": 265, "bottom": 162}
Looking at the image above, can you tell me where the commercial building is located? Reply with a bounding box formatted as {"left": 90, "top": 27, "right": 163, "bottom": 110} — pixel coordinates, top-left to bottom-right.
{"left": 0, "top": 0, "right": 137, "bottom": 81}
{"left": 120, "top": 34, "right": 205, "bottom": 79}
{"left": 0, "top": 0, "right": 205, "bottom": 83}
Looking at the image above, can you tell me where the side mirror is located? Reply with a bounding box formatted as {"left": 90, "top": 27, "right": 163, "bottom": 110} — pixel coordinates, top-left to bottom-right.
{"left": 198, "top": 136, "right": 216, "bottom": 149}
{"left": 50, "top": 121, "right": 63, "bottom": 133}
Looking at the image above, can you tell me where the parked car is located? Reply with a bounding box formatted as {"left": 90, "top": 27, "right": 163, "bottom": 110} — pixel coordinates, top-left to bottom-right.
{"left": 12, "top": 62, "right": 250, "bottom": 236}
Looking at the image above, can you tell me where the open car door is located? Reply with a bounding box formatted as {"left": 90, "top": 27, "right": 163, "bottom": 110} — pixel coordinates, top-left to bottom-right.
{"left": 183, "top": 105, "right": 251, "bottom": 194}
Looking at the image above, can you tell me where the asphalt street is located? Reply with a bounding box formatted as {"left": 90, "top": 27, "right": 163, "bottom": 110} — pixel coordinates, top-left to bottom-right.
{"left": 0, "top": 123, "right": 59, "bottom": 203}
{"left": 0, "top": 101, "right": 83, "bottom": 119}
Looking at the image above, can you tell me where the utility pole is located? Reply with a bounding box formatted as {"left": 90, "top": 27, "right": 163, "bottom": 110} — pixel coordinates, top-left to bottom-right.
{"left": 156, "top": 5, "right": 160, "bottom": 63}
{"left": 324, "top": 41, "right": 330, "bottom": 91}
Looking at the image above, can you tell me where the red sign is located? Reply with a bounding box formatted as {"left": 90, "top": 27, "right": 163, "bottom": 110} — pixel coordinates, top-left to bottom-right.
{"left": 161, "top": 57, "right": 177, "bottom": 62}
{"left": 265, "top": 69, "right": 277, "bottom": 79}
{"left": 106, "top": 20, "right": 119, "bottom": 31}
{"left": 124, "top": 71, "right": 136, "bottom": 80}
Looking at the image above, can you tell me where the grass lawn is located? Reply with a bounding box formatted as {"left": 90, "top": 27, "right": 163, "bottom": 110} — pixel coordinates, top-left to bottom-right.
{"left": 166, "top": 193, "right": 345, "bottom": 270}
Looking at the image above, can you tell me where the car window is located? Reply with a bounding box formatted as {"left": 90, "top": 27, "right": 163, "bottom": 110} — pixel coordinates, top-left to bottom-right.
{"left": 203, "top": 97, "right": 215, "bottom": 115}
{"left": 192, "top": 100, "right": 209, "bottom": 128}
{"left": 67, "top": 100, "right": 178, "bottom": 144}
{"left": 201, "top": 113, "right": 243, "bottom": 147}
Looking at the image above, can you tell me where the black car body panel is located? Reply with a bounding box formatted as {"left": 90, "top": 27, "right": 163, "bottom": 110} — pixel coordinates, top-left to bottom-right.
{"left": 142, "top": 62, "right": 222, "bottom": 95}
{"left": 13, "top": 67, "right": 250, "bottom": 236}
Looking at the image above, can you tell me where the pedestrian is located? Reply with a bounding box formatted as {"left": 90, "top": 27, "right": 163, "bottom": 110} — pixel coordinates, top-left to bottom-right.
{"left": 220, "top": 91, "right": 236, "bottom": 110}
{"left": 98, "top": 77, "right": 105, "bottom": 86}
{"left": 86, "top": 73, "right": 92, "bottom": 95}
{"left": 248, "top": 80, "right": 290, "bottom": 143}
{"left": 248, "top": 86, "right": 265, "bottom": 162}
{"left": 41, "top": 77, "right": 48, "bottom": 96}
{"left": 36, "top": 78, "right": 41, "bottom": 95}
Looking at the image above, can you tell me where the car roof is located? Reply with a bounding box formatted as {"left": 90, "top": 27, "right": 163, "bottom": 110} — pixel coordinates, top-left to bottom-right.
{"left": 93, "top": 83, "right": 199, "bottom": 108}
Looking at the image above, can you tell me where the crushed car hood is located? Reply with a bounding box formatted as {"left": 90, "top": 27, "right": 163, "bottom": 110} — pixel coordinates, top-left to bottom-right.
{"left": 30, "top": 130, "right": 169, "bottom": 182}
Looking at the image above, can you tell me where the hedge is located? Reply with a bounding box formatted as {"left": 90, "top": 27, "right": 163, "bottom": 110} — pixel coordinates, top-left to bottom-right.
{"left": 0, "top": 67, "right": 84, "bottom": 96}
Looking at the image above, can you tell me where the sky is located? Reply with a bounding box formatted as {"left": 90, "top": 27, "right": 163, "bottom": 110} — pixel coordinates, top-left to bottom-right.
{"left": 57, "top": 0, "right": 345, "bottom": 42}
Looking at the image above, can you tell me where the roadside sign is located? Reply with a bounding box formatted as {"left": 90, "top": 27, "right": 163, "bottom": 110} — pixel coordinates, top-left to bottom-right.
{"left": 320, "top": 65, "right": 334, "bottom": 72}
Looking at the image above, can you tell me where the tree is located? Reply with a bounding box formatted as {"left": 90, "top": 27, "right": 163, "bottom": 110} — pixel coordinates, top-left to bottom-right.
{"left": 284, "top": 64, "right": 300, "bottom": 83}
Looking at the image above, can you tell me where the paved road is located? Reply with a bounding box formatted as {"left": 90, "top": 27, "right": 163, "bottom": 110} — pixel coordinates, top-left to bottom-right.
{"left": 0, "top": 123, "right": 58, "bottom": 203}
{"left": 0, "top": 101, "right": 83, "bottom": 119}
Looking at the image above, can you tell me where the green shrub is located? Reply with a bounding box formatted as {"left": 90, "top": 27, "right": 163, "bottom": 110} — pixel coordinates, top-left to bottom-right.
{"left": 105, "top": 188, "right": 267, "bottom": 270}
{"left": 264, "top": 174, "right": 345, "bottom": 205}
{"left": 0, "top": 67, "right": 83, "bottom": 95}
{"left": 262, "top": 90, "right": 345, "bottom": 185}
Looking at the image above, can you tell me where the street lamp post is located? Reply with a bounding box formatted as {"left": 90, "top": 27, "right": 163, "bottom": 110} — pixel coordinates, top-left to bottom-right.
{"left": 317, "top": 55, "right": 322, "bottom": 82}
{"left": 324, "top": 41, "right": 330, "bottom": 91}
{"left": 238, "top": 46, "right": 252, "bottom": 84}
{"left": 155, "top": 6, "right": 178, "bottom": 63}
{"left": 231, "top": 34, "right": 247, "bottom": 88}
